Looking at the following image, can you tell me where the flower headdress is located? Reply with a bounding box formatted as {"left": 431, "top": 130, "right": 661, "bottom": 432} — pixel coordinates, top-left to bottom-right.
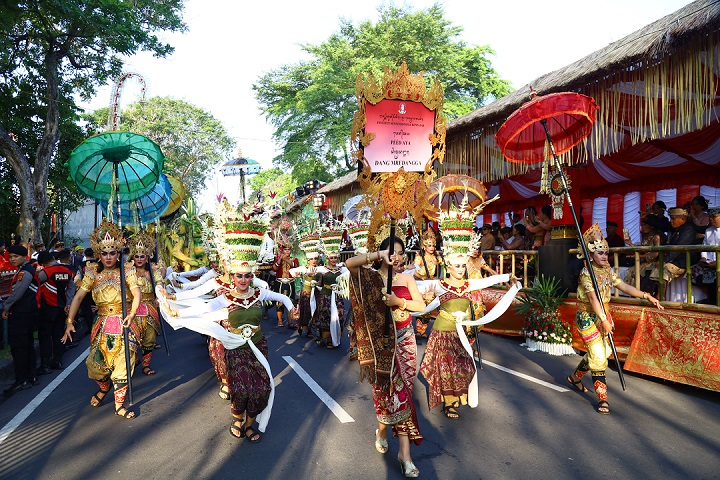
{"left": 214, "top": 201, "right": 267, "bottom": 273}
{"left": 320, "top": 222, "right": 344, "bottom": 256}
{"left": 128, "top": 230, "right": 155, "bottom": 258}
{"left": 439, "top": 210, "right": 475, "bottom": 262}
{"left": 577, "top": 222, "right": 608, "bottom": 259}
{"left": 90, "top": 219, "right": 124, "bottom": 254}
{"left": 348, "top": 222, "right": 370, "bottom": 254}
{"left": 299, "top": 231, "right": 320, "bottom": 260}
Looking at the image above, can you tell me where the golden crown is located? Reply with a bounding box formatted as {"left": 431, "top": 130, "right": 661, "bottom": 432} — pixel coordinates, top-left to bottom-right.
{"left": 578, "top": 222, "right": 609, "bottom": 259}
{"left": 90, "top": 219, "right": 124, "bottom": 254}
{"left": 128, "top": 230, "right": 155, "bottom": 258}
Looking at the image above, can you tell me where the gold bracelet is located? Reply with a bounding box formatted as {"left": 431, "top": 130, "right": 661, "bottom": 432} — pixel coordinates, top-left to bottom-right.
{"left": 401, "top": 298, "right": 407, "bottom": 310}
{"left": 643, "top": 292, "right": 649, "bottom": 300}
{"left": 66, "top": 318, "right": 74, "bottom": 325}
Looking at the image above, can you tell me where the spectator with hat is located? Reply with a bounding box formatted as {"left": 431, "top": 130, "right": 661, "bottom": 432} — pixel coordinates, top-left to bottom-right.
{"left": 30, "top": 241, "right": 46, "bottom": 262}
{"left": 2, "top": 244, "right": 40, "bottom": 396}
{"left": 652, "top": 207, "right": 697, "bottom": 284}
{"left": 641, "top": 201, "right": 671, "bottom": 233}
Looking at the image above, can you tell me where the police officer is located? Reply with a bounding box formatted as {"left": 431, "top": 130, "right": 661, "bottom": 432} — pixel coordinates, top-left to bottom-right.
{"left": 36, "top": 250, "right": 76, "bottom": 373}
{"left": 2, "top": 244, "right": 40, "bottom": 396}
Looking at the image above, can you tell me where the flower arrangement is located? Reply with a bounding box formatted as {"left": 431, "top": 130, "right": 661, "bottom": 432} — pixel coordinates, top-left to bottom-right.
{"left": 515, "top": 275, "right": 575, "bottom": 355}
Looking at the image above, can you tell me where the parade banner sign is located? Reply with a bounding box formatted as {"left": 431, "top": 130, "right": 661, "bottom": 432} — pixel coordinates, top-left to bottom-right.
{"left": 351, "top": 62, "right": 447, "bottom": 247}
{"left": 364, "top": 99, "right": 434, "bottom": 173}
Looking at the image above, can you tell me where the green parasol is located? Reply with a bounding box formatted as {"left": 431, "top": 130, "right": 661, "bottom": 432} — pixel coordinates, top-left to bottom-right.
{"left": 67, "top": 131, "right": 165, "bottom": 202}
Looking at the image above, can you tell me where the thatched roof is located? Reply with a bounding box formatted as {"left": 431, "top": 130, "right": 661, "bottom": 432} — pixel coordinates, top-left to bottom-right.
{"left": 317, "top": 170, "right": 358, "bottom": 194}
{"left": 448, "top": 0, "right": 720, "bottom": 134}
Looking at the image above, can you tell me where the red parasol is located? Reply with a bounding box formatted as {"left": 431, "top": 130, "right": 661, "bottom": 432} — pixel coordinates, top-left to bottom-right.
{"left": 495, "top": 90, "right": 626, "bottom": 391}
{"left": 495, "top": 91, "right": 599, "bottom": 164}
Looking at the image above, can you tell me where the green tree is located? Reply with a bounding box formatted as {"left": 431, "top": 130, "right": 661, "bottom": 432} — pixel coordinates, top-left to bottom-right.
{"left": 249, "top": 167, "right": 296, "bottom": 200}
{"left": 86, "top": 97, "right": 235, "bottom": 198}
{"left": 254, "top": 3, "right": 511, "bottom": 182}
{"left": 0, "top": 0, "right": 186, "bottom": 243}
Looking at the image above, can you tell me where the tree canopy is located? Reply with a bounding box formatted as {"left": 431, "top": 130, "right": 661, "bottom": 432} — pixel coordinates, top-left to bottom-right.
{"left": 86, "top": 97, "right": 235, "bottom": 198}
{"left": 253, "top": 3, "right": 511, "bottom": 183}
{"left": 249, "top": 167, "right": 295, "bottom": 201}
{"left": 0, "top": 0, "right": 186, "bottom": 242}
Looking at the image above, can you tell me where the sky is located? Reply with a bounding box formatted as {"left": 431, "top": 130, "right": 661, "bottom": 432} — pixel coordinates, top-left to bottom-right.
{"left": 80, "top": 0, "right": 694, "bottom": 211}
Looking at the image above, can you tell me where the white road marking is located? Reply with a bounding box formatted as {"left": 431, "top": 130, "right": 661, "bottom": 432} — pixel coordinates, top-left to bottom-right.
{"left": 0, "top": 347, "right": 89, "bottom": 446}
{"left": 282, "top": 355, "right": 354, "bottom": 423}
{"left": 482, "top": 360, "right": 570, "bottom": 392}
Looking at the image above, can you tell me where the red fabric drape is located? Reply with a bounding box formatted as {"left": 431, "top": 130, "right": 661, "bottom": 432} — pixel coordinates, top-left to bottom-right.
{"left": 677, "top": 185, "right": 700, "bottom": 207}
{"left": 641, "top": 191, "right": 656, "bottom": 213}
{"left": 580, "top": 199, "right": 593, "bottom": 227}
{"left": 607, "top": 194, "right": 624, "bottom": 230}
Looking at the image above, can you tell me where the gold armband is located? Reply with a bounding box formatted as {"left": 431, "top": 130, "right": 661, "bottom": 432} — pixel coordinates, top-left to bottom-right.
{"left": 66, "top": 317, "right": 74, "bottom": 325}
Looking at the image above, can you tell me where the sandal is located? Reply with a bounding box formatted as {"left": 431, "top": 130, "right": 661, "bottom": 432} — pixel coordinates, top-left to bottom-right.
{"left": 374, "top": 429, "right": 388, "bottom": 454}
{"left": 218, "top": 384, "right": 230, "bottom": 400}
{"left": 142, "top": 366, "right": 156, "bottom": 376}
{"left": 244, "top": 425, "right": 262, "bottom": 443}
{"left": 153, "top": 343, "right": 162, "bottom": 350}
{"left": 596, "top": 400, "right": 611, "bottom": 415}
{"left": 115, "top": 406, "right": 136, "bottom": 419}
{"left": 566, "top": 375, "right": 588, "bottom": 393}
{"left": 442, "top": 404, "right": 460, "bottom": 419}
{"left": 90, "top": 388, "right": 110, "bottom": 407}
{"left": 326, "top": 343, "right": 337, "bottom": 349}
{"left": 229, "top": 419, "right": 245, "bottom": 439}
{"left": 397, "top": 456, "right": 420, "bottom": 478}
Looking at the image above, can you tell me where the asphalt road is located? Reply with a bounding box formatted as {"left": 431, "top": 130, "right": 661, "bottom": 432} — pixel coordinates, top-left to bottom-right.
{"left": 0, "top": 316, "right": 717, "bottom": 480}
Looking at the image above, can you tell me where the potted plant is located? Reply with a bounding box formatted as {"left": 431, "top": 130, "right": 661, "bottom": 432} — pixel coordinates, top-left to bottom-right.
{"left": 515, "top": 274, "right": 575, "bottom": 355}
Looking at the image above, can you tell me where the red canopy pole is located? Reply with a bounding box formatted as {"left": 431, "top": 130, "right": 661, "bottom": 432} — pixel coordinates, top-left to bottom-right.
{"left": 540, "top": 119, "right": 626, "bottom": 391}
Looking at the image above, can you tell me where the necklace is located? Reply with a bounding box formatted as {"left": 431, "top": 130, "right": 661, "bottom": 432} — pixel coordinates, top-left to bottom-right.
{"left": 377, "top": 268, "right": 398, "bottom": 286}
{"left": 228, "top": 287, "right": 259, "bottom": 309}
{"left": 441, "top": 279, "right": 469, "bottom": 296}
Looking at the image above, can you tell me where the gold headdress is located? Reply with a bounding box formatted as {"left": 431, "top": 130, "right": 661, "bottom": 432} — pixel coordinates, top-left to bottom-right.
{"left": 578, "top": 222, "right": 608, "bottom": 259}
{"left": 128, "top": 230, "right": 155, "bottom": 258}
{"left": 371, "top": 221, "right": 407, "bottom": 251}
{"left": 90, "top": 219, "right": 124, "bottom": 254}
{"left": 421, "top": 228, "right": 438, "bottom": 248}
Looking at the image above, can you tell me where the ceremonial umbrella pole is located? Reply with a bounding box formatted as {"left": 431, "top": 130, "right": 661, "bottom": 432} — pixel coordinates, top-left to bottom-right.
{"left": 115, "top": 162, "right": 135, "bottom": 405}
{"left": 496, "top": 91, "right": 625, "bottom": 390}
{"left": 68, "top": 131, "right": 165, "bottom": 404}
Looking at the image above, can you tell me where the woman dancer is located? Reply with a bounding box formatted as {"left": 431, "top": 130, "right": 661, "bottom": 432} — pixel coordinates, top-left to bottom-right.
{"left": 62, "top": 219, "right": 141, "bottom": 419}
{"left": 346, "top": 236, "right": 426, "bottom": 478}
{"left": 413, "top": 229, "right": 442, "bottom": 339}
{"left": 314, "top": 227, "right": 348, "bottom": 349}
{"left": 418, "top": 221, "right": 518, "bottom": 419}
{"left": 289, "top": 232, "right": 322, "bottom": 338}
{"left": 128, "top": 231, "right": 163, "bottom": 375}
{"left": 567, "top": 224, "right": 663, "bottom": 414}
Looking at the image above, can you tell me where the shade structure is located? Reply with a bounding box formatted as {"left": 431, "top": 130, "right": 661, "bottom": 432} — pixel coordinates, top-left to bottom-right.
{"left": 495, "top": 92, "right": 599, "bottom": 164}
{"left": 100, "top": 173, "right": 171, "bottom": 225}
{"left": 161, "top": 175, "right": 186, "bottom": 218}
{"left": 426, "top": 174, "right": 488, "bottom": 219}
{"left": 341, "top": 194, "right": 371, "bottom": 222}
{"left": 67, "top": 131, "right": 164, "bottom": 202}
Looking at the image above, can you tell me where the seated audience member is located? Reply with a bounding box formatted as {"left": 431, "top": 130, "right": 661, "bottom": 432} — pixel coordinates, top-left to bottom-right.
{"left": 624, "top": 216, "right": 664, "bottom": 295}
{"left": 526, "top": 205, "right": 552, "bottom": 247}
{"left": 691, "top": 207, "right": 720, "bottom": 305}
{"left": 688, "top": 195, "right": 710, "bottom": 238}
{"left": 652, "top": 207, "right": 697, "bottom": 284}
{"left": 605, "top": 222, "right": 625, "bottom": 248}
{"left": 641, "top": 201, "right": 670, "bottom": 234}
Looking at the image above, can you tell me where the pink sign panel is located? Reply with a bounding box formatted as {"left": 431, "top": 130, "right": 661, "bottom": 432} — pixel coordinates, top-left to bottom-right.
{"left": 364, "top": 99, "right": 434, "bottom": 172}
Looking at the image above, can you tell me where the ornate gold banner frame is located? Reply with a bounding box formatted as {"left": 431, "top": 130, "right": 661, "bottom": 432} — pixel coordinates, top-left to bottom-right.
{"left": 351, "top": 62, "right": 446, "bottom": 247}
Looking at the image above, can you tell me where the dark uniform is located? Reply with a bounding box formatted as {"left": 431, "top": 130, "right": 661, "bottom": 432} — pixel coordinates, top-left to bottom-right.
{"left": 4, "top": 260, "right": 39, "bottom": 393}
{"left": 37, "top": 262, "right": 75, "bottom": 371}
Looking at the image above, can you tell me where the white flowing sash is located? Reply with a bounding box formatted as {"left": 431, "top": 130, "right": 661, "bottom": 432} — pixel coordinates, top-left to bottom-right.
{"left": 155, "top": 286, "right": 275, "bottom": 432}
{"left": 329, "top": 286, "right": 341, "bottom": 347}
{"left": 452, "top": 282, "right": 521, "bottom": 408}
